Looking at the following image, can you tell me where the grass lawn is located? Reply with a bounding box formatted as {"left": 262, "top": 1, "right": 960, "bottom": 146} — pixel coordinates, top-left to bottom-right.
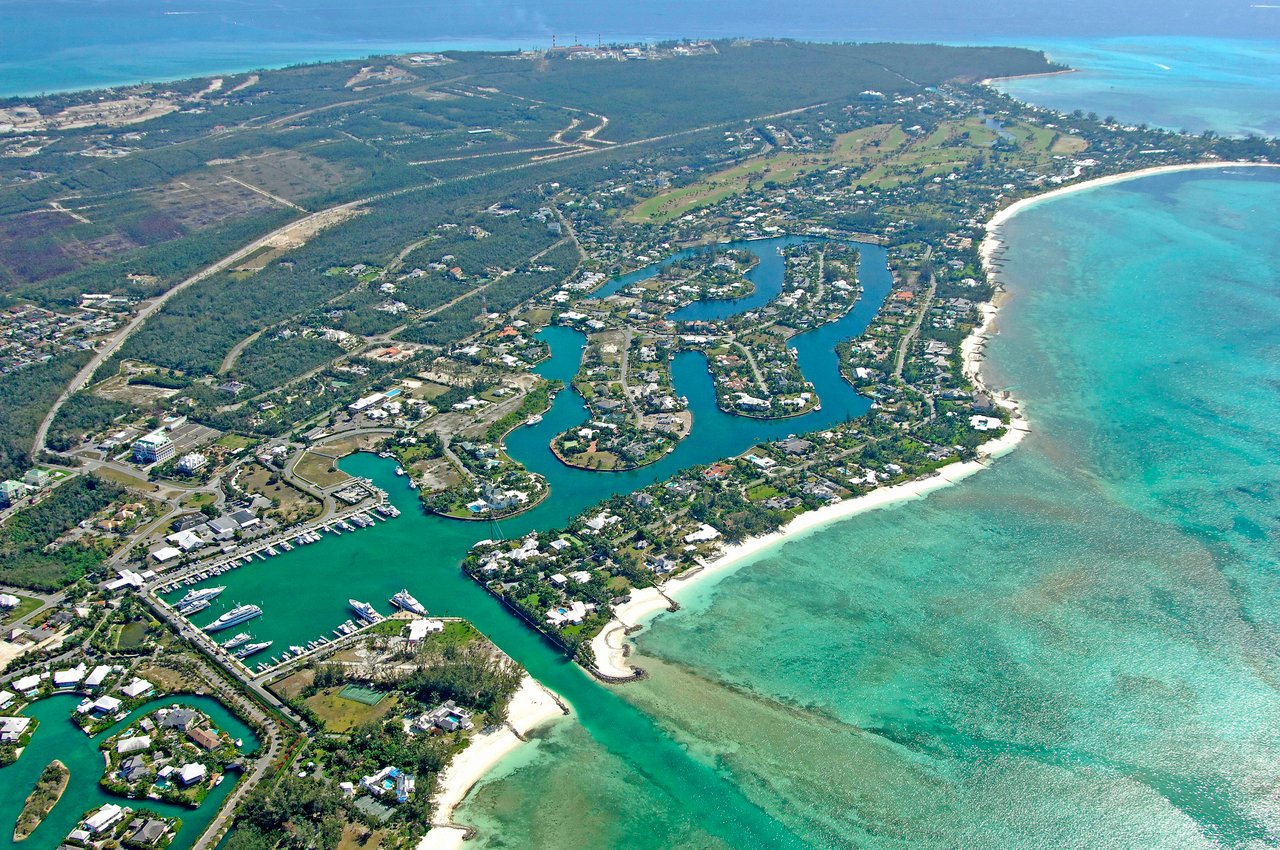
{"left": 93, "top": 466, "right": 160, "bottom": 494}
{"left": 746, "top": 484, "right": 780, "bottom": 501}
{"left": 292, "top": 450, "right": 352, "bottom": 489}
{"left": 0, "top": 595, "right": 43, "bottom": 625}
{"left": 180, "top": 492, "right": 217, "bottom": 510}
{"left": 214, "top": 433, "right": 256, "bottom": 451}
{"left": 305, "top": 687, "right": 399, "bottom": 733}
{"left": 267, "top": 667, "right": 315, "bottom": 701}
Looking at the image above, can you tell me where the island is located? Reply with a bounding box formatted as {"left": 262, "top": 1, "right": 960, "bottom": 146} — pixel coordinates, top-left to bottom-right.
{"left": 0, "top": 36, "right": 1276, "bottom": 850}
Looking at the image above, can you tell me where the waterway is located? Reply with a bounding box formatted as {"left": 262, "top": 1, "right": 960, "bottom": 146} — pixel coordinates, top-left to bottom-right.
{"left": 0, "top": 693, "right": 257, "bottom": 849}
{"left": 458, "top": 166, "right": 1280, "bottom": 847}
{"left": 151, "top": 236, "right": 888, "bottom": 846}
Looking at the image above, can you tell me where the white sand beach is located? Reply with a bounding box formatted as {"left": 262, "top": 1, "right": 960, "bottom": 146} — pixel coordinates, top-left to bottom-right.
{"left": 417, "top": 675, "right": 568, "bottom": 850}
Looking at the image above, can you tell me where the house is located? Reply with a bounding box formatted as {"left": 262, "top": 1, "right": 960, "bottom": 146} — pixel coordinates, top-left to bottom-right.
{"left": 52, "top": 663, "right": 87, "bottom": 688}
{"left": 83, "top": 804, "right": 128, "bottom": 834}
{"left": 683, "top": 524, "right": 722, "bottom": 545}
{"left": 116, "top": 734, "right": 152, "bottom": 754}
{"left": 126, "top": 817, "right": 171, "bottom": 847}
{"left": 420, "top": 700, "right": 474, "bottom": 733}
{"left": 406, "top": 619, "right": 444, "bottom": 643}
{"left": 779, "top": 438, "right": 813, "bottom": 456}
{"left": 84, "top": 665, "right": 113, "bottom": 689}
{"left": 176, "top": 453, "right": 208, "bottom": 474}
{"left": 12, "top": 674, "right": 40, "bottom": 695}
{"left": 121, "top": 677, "right": 154, "bottom": 699}
{"left": 0, "top": 716, "right": 32, "bottom": 743}
{"left": 119, "top": 754, "right": 149, "bottom": 782}
{"left": 970, "top": 414, "right": 1003, "bottom": 431}
{"left": 0, "top": 593, "right": 19, "bottom": 609}
{"left": 92, "top": 695, "right": 123, "bottom": 714}
{"left": 188, "top": 727, "right": 221, "bottom": 751}
{"left": 177, "top": 762, "right": 207, "bottom": 786}
{"left": 0, "top": 691, "right": 13, "bottom": 710}
{"left": 159, "top": 708, "right": 201, "bottom": 731}
{"left": 545, "top": 600, "right": 592, "bottom": 627}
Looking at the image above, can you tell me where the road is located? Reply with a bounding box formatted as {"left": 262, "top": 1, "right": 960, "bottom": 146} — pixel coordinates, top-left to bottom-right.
{"left": 33, "top": 97, "right": 835, "bottom": 461}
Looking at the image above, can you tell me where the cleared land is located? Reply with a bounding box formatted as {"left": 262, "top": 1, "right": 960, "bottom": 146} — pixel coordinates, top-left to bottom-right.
{"left": 629, "top": 116, "right": 1086, "bottom": 223}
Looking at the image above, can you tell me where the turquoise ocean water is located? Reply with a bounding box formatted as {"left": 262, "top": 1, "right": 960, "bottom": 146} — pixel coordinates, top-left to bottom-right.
{"left": 4, "top": 7, "right": 1280, "bottom": 846}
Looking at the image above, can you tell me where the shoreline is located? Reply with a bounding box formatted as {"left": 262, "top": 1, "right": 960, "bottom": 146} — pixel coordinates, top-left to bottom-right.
{"left": 589, "top": 160, "right": 1279, "bottom": 681}
{"left": 417, "top": 675, "right": 568, "bottom": 850}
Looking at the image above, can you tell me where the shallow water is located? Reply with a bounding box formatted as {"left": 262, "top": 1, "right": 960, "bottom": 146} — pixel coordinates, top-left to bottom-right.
{"left": 457, "top": 167, "right": 1280, "bottom": 848}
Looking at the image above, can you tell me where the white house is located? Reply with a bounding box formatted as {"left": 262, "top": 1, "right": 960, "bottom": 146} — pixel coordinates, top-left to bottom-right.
{"left": 84, "top": 665, "right": 113, "bottom": 689}
{"left": 83, "top": 804, "right": 128, "bottom": 834}
{"left": 177, "top": 763, "right": 207, "bottom": 786}
{"left": 116, "top": 735, "right": 151, "bottom": 754}
{"left": 52, "top": 663, "right": 87, "bottom": 688}
{"left": 120, "top": 677, "right": 154, "bottom": 699}
{"left": 683, "top": 524, "right": 722, "bottom": 545}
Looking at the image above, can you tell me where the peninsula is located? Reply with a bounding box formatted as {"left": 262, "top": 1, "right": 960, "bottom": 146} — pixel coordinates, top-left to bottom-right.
{"left": 0, "top": 38, "right": 1275, "bottom": 850}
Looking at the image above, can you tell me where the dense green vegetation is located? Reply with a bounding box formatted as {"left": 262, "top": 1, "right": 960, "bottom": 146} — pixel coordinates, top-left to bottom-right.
{"left": 0, "top": 475, "right": 126, "bottom": 590}
{"left": 0, "top": 351, "right": 89, "bottom": 479}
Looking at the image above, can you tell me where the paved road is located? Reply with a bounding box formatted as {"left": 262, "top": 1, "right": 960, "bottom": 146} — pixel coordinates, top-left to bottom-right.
{"left": 32, "top": 98, "right": 835, "bottom": 461}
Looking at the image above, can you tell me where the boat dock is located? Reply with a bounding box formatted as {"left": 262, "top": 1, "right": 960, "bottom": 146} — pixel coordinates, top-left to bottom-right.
{"left": 153, "top": 501, "right": 401, "bottom": 596}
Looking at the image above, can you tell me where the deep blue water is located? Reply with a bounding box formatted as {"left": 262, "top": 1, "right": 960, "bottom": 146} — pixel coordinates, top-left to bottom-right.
{"left": 2, "top": 1, "right": 1278, "bottom": 98}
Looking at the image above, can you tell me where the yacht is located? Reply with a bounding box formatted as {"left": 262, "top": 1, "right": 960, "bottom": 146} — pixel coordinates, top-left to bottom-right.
{"left": 390, "top": 589, "right": 426, "bottom": 616}
{"left": 202, "top": 604, "right": 263, "bottom": 632}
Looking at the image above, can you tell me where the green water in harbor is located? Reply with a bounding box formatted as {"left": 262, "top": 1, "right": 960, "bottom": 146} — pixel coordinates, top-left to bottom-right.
{"left": 158, "top": 238, "right": 896, "bottom": 848}
{"left": 0, "top": 694, "right": 257, "bottom": 849}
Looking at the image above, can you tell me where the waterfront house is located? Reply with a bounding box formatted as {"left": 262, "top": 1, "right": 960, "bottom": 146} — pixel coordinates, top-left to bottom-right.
{"left": 83, "top": 804, "right": 128, "bottom": 834}
{"left": 116, "top": 734, "right": 151, "bottom": 754}
{"left": 12, "top": 674, "right": 40, "bottom": 695}
{"left": 0, "top": 716, "right": 31, "bottom": 743}
{"left": 120, "top": 677, "right": 154, "bottom": 699}
{"left": 159, "top": 707, "right": 201, "bottom": 731}
{"left": 177, "top": 762, "right": 207, "bottom": 786}
{"left": 53, "top": 663, "right": 87, "bottom": 688}
{"left": 188, "top": 726, "right": 222, "bottom": 751}
{"left": 683, "top": 524, "right": 722, "bottom": 544}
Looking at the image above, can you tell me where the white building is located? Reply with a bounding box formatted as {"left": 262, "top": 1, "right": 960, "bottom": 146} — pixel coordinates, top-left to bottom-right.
{"left": 177, "top": 763, "right": 207, "bottom": 786}
{"left": 0, "top": 716, "right": 32, "bottom": 742}
{"left": 683, "top": 524, "right": 722, "bottom": 544}
{"left": 132, "top": 430, "right": 175, "bottom": 464}
{"left": 120, "top": 677, "right": 154, "bottom": 699}
{"left": 116, "top": 735, "right": 152, "bottom": 754}
{"left": 83, "top": 804, "right": 129, "bottom": 834}
{"left": 84, "top": 665, "right": 113, "bottom": 689}
{"left": 176, "top": 453, "right": 208, "bottom": 474}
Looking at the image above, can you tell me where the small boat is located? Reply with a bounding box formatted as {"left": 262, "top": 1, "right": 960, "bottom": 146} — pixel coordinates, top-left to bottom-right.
{"left": 526, "top": 414, "right": 543, "bottom": 426}
{"left": 395, "top": 467, "right": 405, "bottom": 476}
